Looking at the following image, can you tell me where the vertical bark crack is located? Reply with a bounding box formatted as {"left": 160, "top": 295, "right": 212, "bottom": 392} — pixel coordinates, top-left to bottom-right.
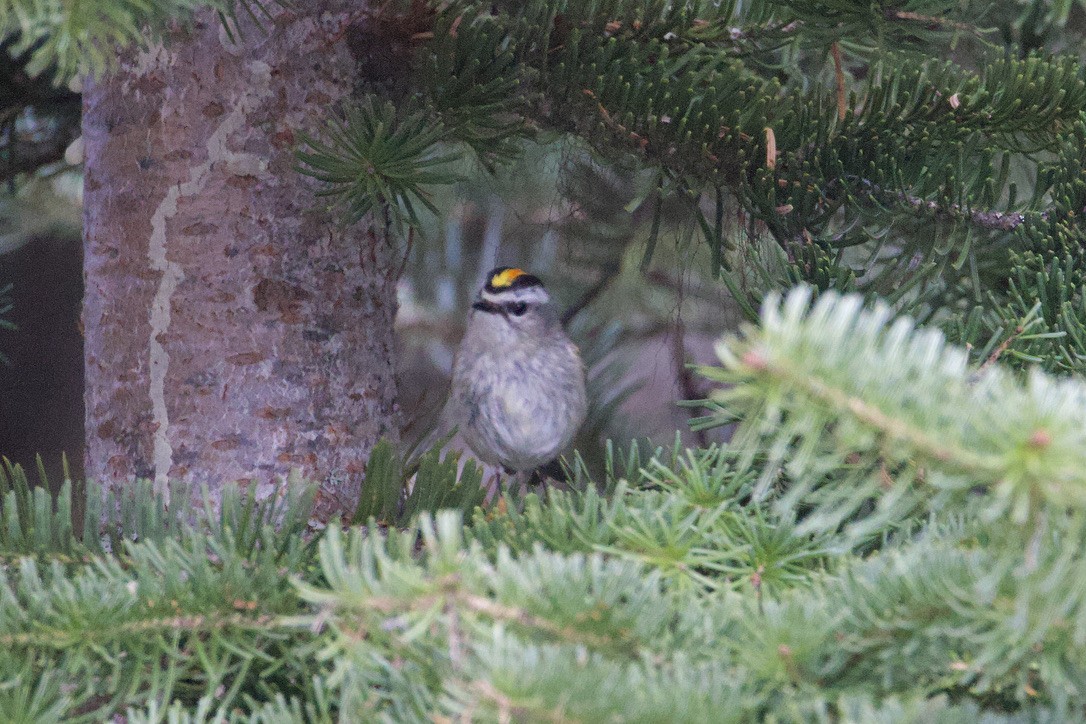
{"left": 145, "top": 58, "right": 274, "bottom": 492}
{"left": 85, "top": 6, "right": 398, "bottom": 518}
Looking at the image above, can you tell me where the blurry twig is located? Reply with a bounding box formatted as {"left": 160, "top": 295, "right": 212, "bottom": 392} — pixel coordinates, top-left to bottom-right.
{"left": 975, "top": 324, "right": 1025, "bottom": 378}
{"left": 399, "top": 383, "right": 442, "bottom": 441}
{"left": 561, "top": 261, "right": 620, "bottom": 328}
{"left": 396, "top": 226, "right": 415, "bottom": 281}
{"left": 830, "top": 41, "right": 846, "bottom": 122}
{"left": 671, "top": 314, "right": 708, "bottom": 448}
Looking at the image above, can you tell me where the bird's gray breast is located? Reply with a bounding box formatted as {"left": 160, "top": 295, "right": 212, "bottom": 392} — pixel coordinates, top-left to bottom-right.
{"left": 455, "top": 339, "right": 585, "bottom": 471}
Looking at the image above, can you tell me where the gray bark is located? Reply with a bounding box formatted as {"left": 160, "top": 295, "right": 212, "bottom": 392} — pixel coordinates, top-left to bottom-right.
{"left": 82, "top": 4, "right": 398, "bottom": 522}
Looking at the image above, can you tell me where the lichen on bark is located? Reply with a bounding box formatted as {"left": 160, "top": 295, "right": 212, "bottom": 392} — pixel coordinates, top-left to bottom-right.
{"left": 82, "top": 3, "right": 398, "bottom": 521}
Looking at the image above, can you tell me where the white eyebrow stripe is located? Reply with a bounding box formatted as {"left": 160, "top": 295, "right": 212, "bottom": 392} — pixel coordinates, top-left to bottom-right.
{"left": 481, "top": 286, "right": 550, "bottom": 306}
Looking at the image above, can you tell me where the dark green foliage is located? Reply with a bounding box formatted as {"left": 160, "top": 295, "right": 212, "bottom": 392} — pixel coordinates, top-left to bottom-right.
{"left": 11, "top": 0, "right": 1086, "bottom": 377}
{"left": 0, "top": 457, "right": 80, "bottom": 557}
{"left": 0, "top": 455, "right": 314, "bottom": 559}
{"left": 7, "top": 0, "right": 1086, "bottom": 719}
{"left": 351, "top": 437, "right": 488, "bottom": 527}
{"left": 0, "top": 446, "right": 493, "bottom": 719}
{"left": 296, "top": 99, "right": 461, "bottom": 230}
{"left": 953, "top": 125, "right": 1086, "bottom": 374}
{"left": 419, "top": 7, "right": 532, "bottom": 167}
{"left": 289, "top": 1, "right": 1086, "bottom": 377}
{"left": 0, "top": 0, "right": 286, "bottom": 81}
{"left": 5, "top": 309, "right": 1086, "bottom": 718}
{"left": 0, "top": 460, "right": 320, "bottom": 719}
{"left": 6, "top": 0, "right": 1086, "bottom": 376}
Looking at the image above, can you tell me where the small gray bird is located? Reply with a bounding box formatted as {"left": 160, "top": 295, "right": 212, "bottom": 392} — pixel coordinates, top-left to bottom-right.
{"left": 450, "top": 267, "right": 587, "bottom": 482}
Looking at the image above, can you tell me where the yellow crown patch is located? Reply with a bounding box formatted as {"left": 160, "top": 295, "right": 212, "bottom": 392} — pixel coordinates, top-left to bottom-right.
{"left": 490, "top": 268, "right": 527, "bottom": 288}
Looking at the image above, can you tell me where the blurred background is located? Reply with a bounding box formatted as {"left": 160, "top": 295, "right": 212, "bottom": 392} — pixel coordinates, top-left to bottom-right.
{"left": 0, "top": 40, "right": 83, "bottom": 482}
{"left": 0, "top": 56, "right": 741, "bottom": 483}
{"left": 395, "top": 142, "right": 742, "bottom": 474}
{"left": 5, "top": 0, "right": 1084, "bottom": 483}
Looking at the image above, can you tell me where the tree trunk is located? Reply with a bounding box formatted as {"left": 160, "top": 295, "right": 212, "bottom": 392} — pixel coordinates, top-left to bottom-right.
{"left": 81, "top": 4, "right": 398, "bottom": 522}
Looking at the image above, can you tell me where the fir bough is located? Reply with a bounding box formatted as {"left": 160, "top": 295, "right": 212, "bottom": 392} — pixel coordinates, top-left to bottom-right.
{"left": 7, "top": 291, "right": 1086, "bottom": 718}
{"left": 0, "top": 0, "right": 283, "bottom": 81}
{"left": 4, "top": 0, "right": 1086, "bottom": 719}
{"left": 294, "top": 0, "right": 1086, "bottom": 372}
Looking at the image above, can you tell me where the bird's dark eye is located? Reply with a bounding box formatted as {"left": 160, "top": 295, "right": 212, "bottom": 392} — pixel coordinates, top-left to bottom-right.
{"left": 508, "top": 302, "right": 528, "bottom": 316}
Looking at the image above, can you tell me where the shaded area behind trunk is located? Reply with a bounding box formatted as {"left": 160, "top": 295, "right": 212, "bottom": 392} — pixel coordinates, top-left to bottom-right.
{"left": 0, "top": 234, "right": 84, "bottom": 485}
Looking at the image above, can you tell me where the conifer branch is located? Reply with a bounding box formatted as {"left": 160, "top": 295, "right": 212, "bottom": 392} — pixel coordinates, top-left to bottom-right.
{"left": 867, "top": 181, "right": 1033, "bottom": 232}
{"left": 5, "top": 1, "right": 1086, "bottom": 719}
{"left": 737, "top": 345, "right": 1000, "bottom": 473}
{"left": 703, "top": 288, "right": 1086, "bottom": 521}
{"left": 862, "top": 179, "right": 1086, "bottom": 232}
{"left": 0, "top": 0, "right": 288, "bottom": 82}
{"left": 0, "top": 612, "right": 283, "bottom": 649}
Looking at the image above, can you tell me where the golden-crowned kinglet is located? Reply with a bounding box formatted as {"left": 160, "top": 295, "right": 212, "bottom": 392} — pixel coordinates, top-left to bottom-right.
{"left": 450, "top": 267, "right": 587, "bottom": 476}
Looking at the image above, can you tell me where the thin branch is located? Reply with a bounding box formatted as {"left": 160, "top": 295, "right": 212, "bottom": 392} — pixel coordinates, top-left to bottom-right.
{"left": 0, "top": 612, "right": 280, "bottom": 648}
{"left": 976, "top": 324, "right": 1025, "bottom": 377}
{"left": 830, "top": 42, "right": 847, "bottom": 122}
{"left": 561, "top": 261, "right": 620, "bottom": 327}
{"left": 396, "top": 225, "right": 415, "bottom": 281}
{"left": 725, "top": 20, "right": 801, "bottom": 43}
{"left": 889, "top": 10, "right": 977, "bottom": 33}
{"left": 854, "top": 178, "right": 1061, "bottom": 232}
{"left": 463, "top": 678, "right": 568, "bottom": 724}
{"left": 344, "top": 580, "right": 638, "bottom": 653}
{"left": 1, "top": 121, "right": 80, "bottom": 185}
{"left": 671, "top": 315, "right": 709, "bottom": 448}
{"left": 896, "top": 193, "right": 1031, "bottom": 231}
